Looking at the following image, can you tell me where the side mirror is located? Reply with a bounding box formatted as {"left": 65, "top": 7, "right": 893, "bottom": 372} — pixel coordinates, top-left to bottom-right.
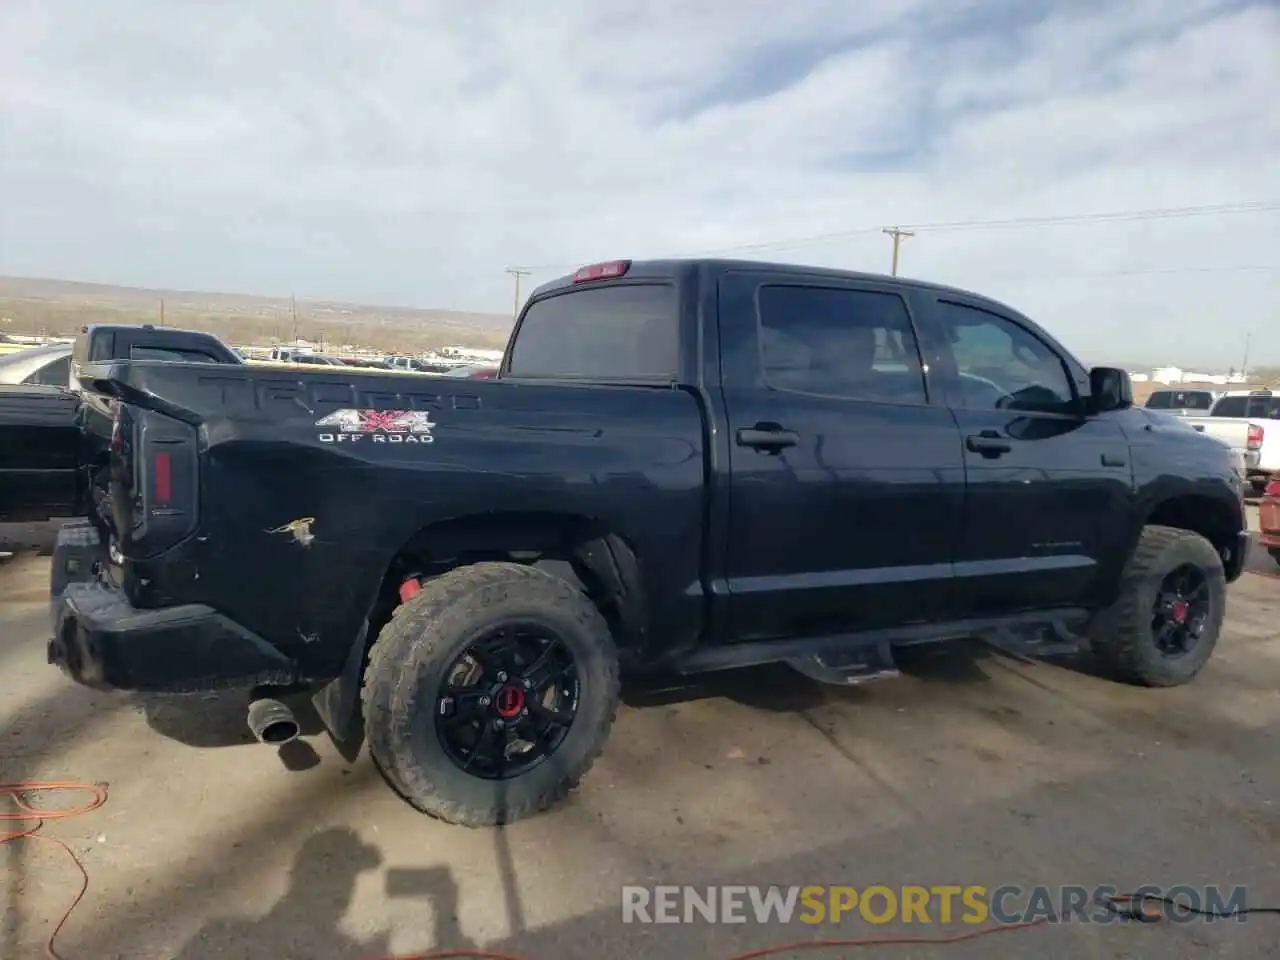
{"left": 1088, "top": 366, "right": 1133, "bottom": 414}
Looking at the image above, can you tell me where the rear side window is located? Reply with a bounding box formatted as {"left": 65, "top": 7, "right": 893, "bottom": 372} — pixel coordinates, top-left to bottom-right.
{"left": 756, "top": 285, "right": 927, "bottom": 404}
{"left": 1145, "top": 392, "right": 1171, "bottom": 409}
{"left": 1212, "top": 397, "right": 1247, "bottom": 417}
{"left": 506, "top": 284, "right": 678, "bottom": 380}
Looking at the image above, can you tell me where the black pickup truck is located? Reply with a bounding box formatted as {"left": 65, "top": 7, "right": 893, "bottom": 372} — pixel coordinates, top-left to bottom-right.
{"left": 27, "top": 259, "right": 1250, "bottom": 826}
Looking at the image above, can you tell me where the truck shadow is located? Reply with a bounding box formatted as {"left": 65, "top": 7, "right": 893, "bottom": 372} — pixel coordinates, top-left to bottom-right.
{"left": 167, "top": 827, "right": 409, "bottom": 960}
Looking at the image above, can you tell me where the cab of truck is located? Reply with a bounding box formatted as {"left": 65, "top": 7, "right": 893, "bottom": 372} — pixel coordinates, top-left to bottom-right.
{"left": 71, "top": 324, "right": 241, "bottom": 388}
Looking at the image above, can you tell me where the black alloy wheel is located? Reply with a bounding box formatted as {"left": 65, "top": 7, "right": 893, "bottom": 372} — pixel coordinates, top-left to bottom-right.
{"left": 1150, "top": 563, "right": 1212, "bottom": 659}
{"left": 434, "top": 623, "right": 581, "bottom": 780}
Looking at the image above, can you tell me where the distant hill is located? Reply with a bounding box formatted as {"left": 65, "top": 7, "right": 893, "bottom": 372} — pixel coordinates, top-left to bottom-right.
{"left": 0, "top": 276, "right": 513, "bottom": 353}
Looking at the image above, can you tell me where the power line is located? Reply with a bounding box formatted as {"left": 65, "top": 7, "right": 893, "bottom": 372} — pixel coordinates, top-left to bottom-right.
{"left": 979, "top": 263, "right": 1278, "bottom": 281}
{"left": 513, "top": 200, "right": 1280, "bottom": 273}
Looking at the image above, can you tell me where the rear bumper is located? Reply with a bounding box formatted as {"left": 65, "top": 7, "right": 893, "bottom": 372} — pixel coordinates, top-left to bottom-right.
{"left": 47, "top": 521, "right": 298, "bottom": 692}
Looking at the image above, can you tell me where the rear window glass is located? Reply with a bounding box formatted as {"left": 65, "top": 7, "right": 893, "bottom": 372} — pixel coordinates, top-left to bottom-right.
{"left": 1148, "top": 390, "right": 1212, "bottom": 410}
{"left": 89, "top": 334, "right": 113, "bottom": 361}
{"left": 1211, "top": 395, "right": 1280, "bottom": 418}
{"left": 130, "top": 346, "right": 220, "bottom": 363}
{"left": 506, "top": 283, "right": 678, "bottom": 380}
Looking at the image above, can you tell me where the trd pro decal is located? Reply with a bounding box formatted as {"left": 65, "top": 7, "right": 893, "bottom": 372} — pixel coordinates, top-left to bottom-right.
{"left": 315, "top": 409, "right": 436, "bottom": 444}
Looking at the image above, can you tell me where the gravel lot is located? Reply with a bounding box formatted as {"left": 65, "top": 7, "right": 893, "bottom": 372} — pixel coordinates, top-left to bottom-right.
{"left": 2, "top": 518, "right": 1278, "bottom": 960}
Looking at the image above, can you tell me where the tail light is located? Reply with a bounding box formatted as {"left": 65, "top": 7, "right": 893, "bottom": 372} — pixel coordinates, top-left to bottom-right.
{"left": 572, "top": 260, "right": 630, "bottom": 283}
{"left": 468, "top": 368, "right": 497, "bottom": 379}
{"left": 1266, "top": 479, "right": 1280, "bottom": 498}
{"left": 110, "top": 404, "right": 199, "bottom": 558}
{"left": 1247, "top": 424, "right": 1264, "bottom": 450}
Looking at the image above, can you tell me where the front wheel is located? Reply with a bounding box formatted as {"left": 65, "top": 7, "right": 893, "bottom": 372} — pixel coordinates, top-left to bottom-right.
{"left": 362, "top": 561, "right": 620, "bottom": 826}
{"left": 1088, "top": 525, "right": 1226, "bottom": 687}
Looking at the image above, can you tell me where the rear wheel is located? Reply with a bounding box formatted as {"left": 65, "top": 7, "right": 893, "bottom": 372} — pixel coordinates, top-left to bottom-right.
{"left": 362, "top": 562, "right": 619, "bottom": 826}
{"left": 1269, "top": 547, "right": 1280, "bottom": 568}
{"left": 1088, "top": 525, "right": 1226, "bottom": 687}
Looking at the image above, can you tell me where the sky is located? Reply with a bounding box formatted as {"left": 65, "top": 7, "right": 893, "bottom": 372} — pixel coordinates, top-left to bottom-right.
{"left": 1, "top": 0, "right": 1277, "bottom": 368}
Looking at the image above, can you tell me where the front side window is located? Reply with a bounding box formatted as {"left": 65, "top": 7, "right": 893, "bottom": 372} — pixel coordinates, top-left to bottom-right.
{"left": 935, "top": 301, "right": 1075, "bottom": 414}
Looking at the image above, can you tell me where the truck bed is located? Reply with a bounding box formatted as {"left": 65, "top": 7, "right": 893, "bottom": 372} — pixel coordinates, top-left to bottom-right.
{"left": 77, "top": 359, "right": 709, "bottom": 676}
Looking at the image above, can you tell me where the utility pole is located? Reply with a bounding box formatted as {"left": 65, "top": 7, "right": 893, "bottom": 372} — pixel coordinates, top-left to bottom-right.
{"left": 159, "top": 299, "right": 165, "bottom": 326}
{"left": 1241, "top": 332, "right": 1251, "bottom": 381}
{"left": 882, "top": 227, "right": 914, "bottom": 276}
{"left": 505, "top": 268, "right": 531, "bottom": 317}
{"left": 290, "top": 293, "right": 299, "bottom": 344}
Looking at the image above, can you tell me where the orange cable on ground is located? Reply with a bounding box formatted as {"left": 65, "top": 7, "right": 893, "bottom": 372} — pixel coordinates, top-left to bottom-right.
{"left": 361, "top": 916, "right": 1052, "bottom": 960}
{"left": 0, "top": 780, "right": 108, "bottom": 960}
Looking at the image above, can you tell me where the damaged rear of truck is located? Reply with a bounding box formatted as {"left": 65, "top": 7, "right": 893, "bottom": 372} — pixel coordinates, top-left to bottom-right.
{"left": 46, "top": 328, "right": 703, "bottom": 823}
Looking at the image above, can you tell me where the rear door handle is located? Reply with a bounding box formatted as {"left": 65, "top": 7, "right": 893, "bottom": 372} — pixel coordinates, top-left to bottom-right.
{"left": 737, "top": 425, "right": 800, "bottom": 451}
{"left": 965, "top": 430, "right": 1012, "bottom": 457}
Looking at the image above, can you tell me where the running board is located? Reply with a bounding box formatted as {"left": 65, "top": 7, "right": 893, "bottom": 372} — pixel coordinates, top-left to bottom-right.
{"left": 670, "top": 608, "right": 1091, "bottom": 676}
{"left": 978, "top": 621, "right": 1084, "bottom": 663}
{"left": 786, "top": 640, "right": 900, "bottom": 686}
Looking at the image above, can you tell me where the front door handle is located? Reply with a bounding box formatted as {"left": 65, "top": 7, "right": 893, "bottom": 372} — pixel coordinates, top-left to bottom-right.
{"left": 737, "top": 424, "right": 799, "bottom": 451}
{"left": 966, "top": 430, "right": 1012, "bottom": 458}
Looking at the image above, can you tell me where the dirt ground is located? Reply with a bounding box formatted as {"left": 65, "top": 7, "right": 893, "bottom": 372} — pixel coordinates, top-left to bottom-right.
{"left": 2, "top": 520, "right": 1278, "bottom": 960}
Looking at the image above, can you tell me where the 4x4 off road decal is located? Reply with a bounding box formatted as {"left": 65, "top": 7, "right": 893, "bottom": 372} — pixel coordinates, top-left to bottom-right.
{"left": 315, "top": 409, "right": 436, "bottom": 444}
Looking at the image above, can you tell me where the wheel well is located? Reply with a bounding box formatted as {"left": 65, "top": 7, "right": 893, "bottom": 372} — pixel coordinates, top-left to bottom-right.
{"left": 1145, "top": 495, "right": 1239, "bottom": 557}
{"left": 366, "top": 511, "right": 648, "bottom": 655}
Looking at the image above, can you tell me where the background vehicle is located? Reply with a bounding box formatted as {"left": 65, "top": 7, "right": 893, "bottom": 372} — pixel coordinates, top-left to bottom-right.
{"left": 1260, "top": 478, "right": 1280, "bottom": 567}
{"left": 440, "top": 362, "right": 498, "bottom": 379}
{"left": 1144, "top": 388, "right": 1218, "bottom": 417}
{"left": 29, "top": 259, "right": 1249, "bottom": 827}
{"left": 0, "top": 325, "right": 243, "bottom": 524}
{"left": 1183, "top": 390, "right": 1280, "bottom": 493}
{"left": 0, "top": 342, "right": 73, "bottom": 387}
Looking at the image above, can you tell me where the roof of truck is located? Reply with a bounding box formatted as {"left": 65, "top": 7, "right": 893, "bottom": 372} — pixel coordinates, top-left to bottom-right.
{"left": 529, "top": 258, "right": 1027, "bottom": 308}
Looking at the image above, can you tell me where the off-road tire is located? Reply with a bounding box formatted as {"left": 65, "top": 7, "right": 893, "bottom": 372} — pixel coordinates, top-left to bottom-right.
{"left": 1088, "top": 525, "right": 1226, "bottom": 687}
{"left": 361, "top": 561, "right": 620, "bottom": 826}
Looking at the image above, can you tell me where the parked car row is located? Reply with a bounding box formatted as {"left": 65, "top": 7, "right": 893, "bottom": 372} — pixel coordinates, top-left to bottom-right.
{"left": 1146, "top": 388, "right": 1280, "bottom": 494}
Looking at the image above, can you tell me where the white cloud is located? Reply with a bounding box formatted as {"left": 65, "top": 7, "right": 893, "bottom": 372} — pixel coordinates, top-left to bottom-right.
{"left": 0, "top": 0, "right": 1276, "bottom": 365}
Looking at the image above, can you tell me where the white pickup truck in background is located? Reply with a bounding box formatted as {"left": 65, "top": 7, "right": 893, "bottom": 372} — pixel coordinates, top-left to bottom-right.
{"left": 1184, "top": 390, "right": 1280, "bottom": 494}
